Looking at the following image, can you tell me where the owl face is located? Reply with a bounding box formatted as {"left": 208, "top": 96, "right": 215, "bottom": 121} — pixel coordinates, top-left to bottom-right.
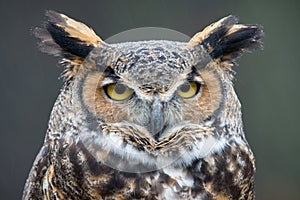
{"left": 75, "top": 41, "right": 225, "bottom": 170}
{"left": 81, "top": 41, "right": 222, "bottom": 134}
{"left": 34, "top": 11, "right": 262, "bottom": 172}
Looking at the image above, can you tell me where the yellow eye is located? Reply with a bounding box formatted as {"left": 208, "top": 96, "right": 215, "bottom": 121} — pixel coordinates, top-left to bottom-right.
{"left": 105, "top": 83, "right": 133, "bottom": 101}
{"left": 177, "top": 81, "right": 200, "bottom": 98}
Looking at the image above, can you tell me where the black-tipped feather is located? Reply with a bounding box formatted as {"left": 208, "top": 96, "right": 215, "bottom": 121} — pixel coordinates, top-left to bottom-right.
{"left": 33, "top": 10, "right": 102, "bottom": 83}
{"left": 188, "top": 15, "right": 263, "bottom": 67}
{"left": 46, "top": 23, "right": 94, "bottom": 58}
{"left": 210, "top": 25, "right": 263, "bottom": 60}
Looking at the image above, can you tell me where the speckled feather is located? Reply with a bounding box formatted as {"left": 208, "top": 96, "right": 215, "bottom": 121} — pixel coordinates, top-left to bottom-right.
{"left": 24, "top": 11, "right": 263, "bottom": 200}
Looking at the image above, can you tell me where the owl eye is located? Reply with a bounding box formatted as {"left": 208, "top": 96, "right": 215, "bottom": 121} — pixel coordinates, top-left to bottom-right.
{"left": 177, "top": 81, "right": 200, "bottom": 98}
{"left": 104, "top": 83, "right": 133, "bottom": 101}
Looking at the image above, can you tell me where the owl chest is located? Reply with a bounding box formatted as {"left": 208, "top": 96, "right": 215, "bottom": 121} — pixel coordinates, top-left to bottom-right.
{"left": 42, "top": 142, "right": 196, "bottom": 199}
{"left": 45, "top": 160, "right": 194, "bottom": 199}
{"left": 42, "top": 140, "right": 254, "bottom": 200}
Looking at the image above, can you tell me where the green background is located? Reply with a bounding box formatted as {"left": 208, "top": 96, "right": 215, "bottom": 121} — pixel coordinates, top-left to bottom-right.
{"left": 0, "top": 0, "right": 299, "bottom": 199}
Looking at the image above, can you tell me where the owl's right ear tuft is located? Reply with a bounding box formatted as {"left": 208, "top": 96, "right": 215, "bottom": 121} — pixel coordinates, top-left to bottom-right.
{"left": 33, "top": 10, "right": 105, "bottom": 82}
{"left": 33, "top": 10, "right": 102, "bottom": 58}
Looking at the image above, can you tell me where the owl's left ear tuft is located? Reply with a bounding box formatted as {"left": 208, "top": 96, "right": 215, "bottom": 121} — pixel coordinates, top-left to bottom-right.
{"left": 188, "top": 15, "right": 263, "bottom": 67}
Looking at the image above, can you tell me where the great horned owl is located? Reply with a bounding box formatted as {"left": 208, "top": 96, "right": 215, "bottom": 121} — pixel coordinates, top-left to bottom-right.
{"left": 23, "top": 11, "right": 263, "bottom": 200}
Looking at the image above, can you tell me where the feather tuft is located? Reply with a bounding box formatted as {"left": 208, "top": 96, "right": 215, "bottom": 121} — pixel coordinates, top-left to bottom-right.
{"left": 188, "top": 15, "right": 263, "bottom": 67}
{"left": 33, "top": 10, "right": 104, "bottom": 82}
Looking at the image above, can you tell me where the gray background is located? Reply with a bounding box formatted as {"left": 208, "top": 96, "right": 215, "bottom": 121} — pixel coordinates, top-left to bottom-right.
{"left": 0, "top": 0, "right": 299, "bottom": 199}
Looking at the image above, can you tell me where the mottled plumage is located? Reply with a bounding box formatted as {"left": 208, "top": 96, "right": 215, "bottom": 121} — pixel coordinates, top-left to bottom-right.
{"left": 23, "top": 11, "right": 263, "bottom": 200}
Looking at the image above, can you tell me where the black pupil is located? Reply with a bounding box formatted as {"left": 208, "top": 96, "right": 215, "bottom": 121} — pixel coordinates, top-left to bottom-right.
{"left": 114, "top": 84, "right": 126, "bottom": 94}
{"left": 180, "top": 82, "right": 191, "bottom": 92}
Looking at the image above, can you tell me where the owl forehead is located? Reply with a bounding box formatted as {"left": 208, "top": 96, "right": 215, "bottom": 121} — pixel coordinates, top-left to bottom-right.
{"left": 111, "top": 41, "right": 193, "bottom": 92}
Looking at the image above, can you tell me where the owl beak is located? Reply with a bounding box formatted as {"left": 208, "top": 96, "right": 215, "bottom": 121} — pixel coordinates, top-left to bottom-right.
{"left": 149, "top": 94, "right": 164, "bottom": 141}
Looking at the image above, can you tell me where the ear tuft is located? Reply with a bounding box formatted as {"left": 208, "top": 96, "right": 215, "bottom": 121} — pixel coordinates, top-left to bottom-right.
{"left": 188, "top": 15, "right": 263, "bottom": 67}
{"left": 33, "top": 10, "right": 104, "bottom": 83}
{"left": 34, "top": 10, "right": 102, "bottom": 58}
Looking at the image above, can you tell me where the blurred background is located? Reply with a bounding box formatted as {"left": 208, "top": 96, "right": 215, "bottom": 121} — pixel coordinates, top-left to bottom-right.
{"left": 0, "top": 0, "right": 299, "bottom": 199}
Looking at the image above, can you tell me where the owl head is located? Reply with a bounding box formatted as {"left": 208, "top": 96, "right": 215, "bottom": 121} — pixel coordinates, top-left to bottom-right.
{"left": 34, "top": 11, "right": 263, "bottom": 172}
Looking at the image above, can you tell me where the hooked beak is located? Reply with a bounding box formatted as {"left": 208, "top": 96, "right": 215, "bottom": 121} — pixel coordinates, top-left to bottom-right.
{"left": 149, "top": 94, "right": 164, "bottom": 141}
